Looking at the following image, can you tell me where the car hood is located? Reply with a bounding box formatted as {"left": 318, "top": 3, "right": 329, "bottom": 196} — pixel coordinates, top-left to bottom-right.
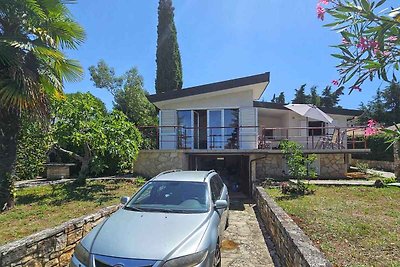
{"left": 90, "top": 208, "right": 210, "bottom": 260}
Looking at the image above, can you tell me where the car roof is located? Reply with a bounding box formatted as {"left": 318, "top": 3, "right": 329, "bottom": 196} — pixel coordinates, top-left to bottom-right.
{"left": 152, "top": 170, "right": 215, "bottom": 182}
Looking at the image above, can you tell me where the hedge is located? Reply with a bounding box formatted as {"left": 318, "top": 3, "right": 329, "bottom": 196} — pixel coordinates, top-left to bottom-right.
{"left": 352, "top": 134, "right": 394, "bottom": 161}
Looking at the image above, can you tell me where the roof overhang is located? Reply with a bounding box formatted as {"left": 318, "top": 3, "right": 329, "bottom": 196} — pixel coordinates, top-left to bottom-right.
{"left": 253, "top": 101, "right": 363, "bottom": 118}
{"left": 148, "top": 72, "right": 270, "bottom": 108}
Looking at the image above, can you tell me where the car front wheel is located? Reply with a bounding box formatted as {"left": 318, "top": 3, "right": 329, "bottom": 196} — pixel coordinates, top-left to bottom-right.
{"left": 213, "top": 242, "right": 221, "bottom": 267}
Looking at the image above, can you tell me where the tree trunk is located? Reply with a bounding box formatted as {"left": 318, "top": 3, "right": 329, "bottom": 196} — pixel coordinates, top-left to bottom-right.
{"left": 56, "top": 143, "right": 91, "bottom": 186}
{"left": 394, "top": 140, "right": 400, "bottom": 181}
{"left": 0, "top": 110, "right": 20, "bottom": 211}
{"left": 76, "top": 156, "right": 90, "bottom": 185}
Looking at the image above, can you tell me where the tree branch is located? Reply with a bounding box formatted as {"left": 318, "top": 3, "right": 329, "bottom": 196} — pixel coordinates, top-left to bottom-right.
{"left": 55, "top": 145, "right": 83, "bottom": 162}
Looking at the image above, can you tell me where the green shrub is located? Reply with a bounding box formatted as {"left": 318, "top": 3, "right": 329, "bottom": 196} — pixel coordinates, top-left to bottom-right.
{"left": 382, "top": 177, "right": 397, "bottom": 184}
{"left": 134, "top": 177, "right": 147, "bottom": 187}
{"left": 281, "top": 182, "right": 315, "bottom": 195}
{"left": 352, "top": 134, "right": 394, "bottom": 161}
{"left": 280, "top": 140, "right": 316, "bottom": 195}
{"left": 15, "top": 115, "right": 52, "bottom": 180}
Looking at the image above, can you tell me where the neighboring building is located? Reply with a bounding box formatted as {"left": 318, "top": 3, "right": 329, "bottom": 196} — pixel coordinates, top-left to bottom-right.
{"left": 134, "top": 72, "right": 370, "bottom": 196}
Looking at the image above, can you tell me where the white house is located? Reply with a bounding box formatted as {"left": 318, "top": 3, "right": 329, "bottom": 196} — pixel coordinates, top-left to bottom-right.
{"left": 134, "top": 73, "right": 369, "bottom": 196}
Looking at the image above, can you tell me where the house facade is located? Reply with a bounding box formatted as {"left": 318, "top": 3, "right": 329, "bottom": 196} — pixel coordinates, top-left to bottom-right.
{"left": 134, "top": 73, "right": 369, "bottom": 195}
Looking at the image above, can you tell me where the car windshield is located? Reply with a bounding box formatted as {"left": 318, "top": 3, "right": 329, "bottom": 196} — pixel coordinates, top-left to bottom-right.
{"left": 126, "top": 181, "right": 209, "bottom": 213}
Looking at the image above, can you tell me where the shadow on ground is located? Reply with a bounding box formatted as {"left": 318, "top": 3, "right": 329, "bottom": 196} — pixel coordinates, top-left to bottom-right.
{"left": 229, "top": 198, "right": 253, "bottom": 211}
{"left": 16, "top": 180, "right": 127, "bottom": 206}
{"left": 252, "top": 202, "right": 282, "bottom": 267}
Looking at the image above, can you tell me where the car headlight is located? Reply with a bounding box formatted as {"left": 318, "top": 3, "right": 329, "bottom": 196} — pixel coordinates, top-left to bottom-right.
{"left": 162, "top": 249, "right": 208, "bottom": 267}
{"left": 74, "top": 242, "right": 90, "bottom": 266}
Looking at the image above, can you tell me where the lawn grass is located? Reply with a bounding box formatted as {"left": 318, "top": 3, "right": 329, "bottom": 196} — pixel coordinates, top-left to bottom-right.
{"left": 267, "top": 186, "right": 400, "bottom": 267}
{"left": 0, "top": 180, "right": 138, "bottom": 246}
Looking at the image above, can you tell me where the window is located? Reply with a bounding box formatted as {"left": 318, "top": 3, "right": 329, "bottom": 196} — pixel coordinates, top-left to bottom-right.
{"left": 208, "top": 109, "right": 239, "bottom": 149}
{"left": 262, "top": 129, "right": 274, "bottom": 139}
{"left": 210, "top": 175, "right": 223, "bottom": 202}
{"left": 127, "top": 181, "right": 209, "bottom": 213}
{"left": 308, "top": 121, "right": 325, "bottom": 136}
{"left": 177, "top": 110, "right": 192, "bottom": 148}
{"left": 224, "top": 109, "right": 239, "bottom": 149}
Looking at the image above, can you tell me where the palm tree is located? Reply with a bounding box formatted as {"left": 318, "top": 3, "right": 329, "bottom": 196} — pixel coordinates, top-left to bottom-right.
{"left": 0, "top": 0, "right": 85, "bottom": 211}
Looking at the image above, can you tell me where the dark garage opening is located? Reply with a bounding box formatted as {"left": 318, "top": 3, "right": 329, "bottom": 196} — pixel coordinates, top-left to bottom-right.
{"left": 189, "top": 155, "right": 250, "bottom": 196}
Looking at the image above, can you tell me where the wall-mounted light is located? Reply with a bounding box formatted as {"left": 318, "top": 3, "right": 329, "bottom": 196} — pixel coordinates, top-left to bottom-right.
{"left": 217, "top": 157, "right": 224, "bottom": 160}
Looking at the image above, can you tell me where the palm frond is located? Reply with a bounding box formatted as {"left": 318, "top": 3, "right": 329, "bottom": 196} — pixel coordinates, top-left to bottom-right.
{"left": 25, "top": 0, "right": 46, "bottom": 19}
{"left": 0, "top": 0, "right": 84, "bottom": 116}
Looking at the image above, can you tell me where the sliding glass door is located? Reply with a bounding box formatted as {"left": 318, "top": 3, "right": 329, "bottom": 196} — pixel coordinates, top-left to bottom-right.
{"left": 177, "top": 110, "right": 193, "bottom": 149}
{"left": 207, "top": 110, "right": 223, "bottom": 149}
{"left": 224, "top": 109, "right": 239, "bottom": 149}
{"left": 207, "top": 109, "right": 239, "bottom": 149}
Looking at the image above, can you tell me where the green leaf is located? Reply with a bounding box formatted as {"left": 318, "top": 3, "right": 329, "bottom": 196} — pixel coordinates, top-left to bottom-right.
{"left": 363, "top": 60, "right": 381, "bottom": 69}
{"left": 331, "top": 53, "right": 350, "bottom": 61}
{"left": 360, "top": 0, "right": 371, "bottom": 12}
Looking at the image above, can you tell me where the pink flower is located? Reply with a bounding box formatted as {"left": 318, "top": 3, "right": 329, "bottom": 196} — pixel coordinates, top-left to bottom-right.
{"left": 365, "top": 127, "right": 378, "bottom": 136}
{"left": 351, "top": 85, "right": 362, "bottom": 92}
{"left": 317, "top": 4, "right": 326, "bottom": 20}
{"left": 383, "top": 50, "right": 391, "bottom": 57}
{"left": 367, "top": 119, "right": 376, "bottom": 128}
{"left": 332, "top": 80, "right": 339, "bottom": 86}
{"left": 387, "top": 36, "right": 398, "bottom": 42}
{"left": 365, "top": 119, "right": 379, "bottom": 136}
{"left": 356, "top": 37, "right": 369, "bottom": 52}
{"left": 342, "top": 38, "right": 351, "bottom": 45}
{"left": 319, "top": 0, "right": 329, "bottom": 4}
{"left": 369, "top": 40, "right": 380, "bottom": 54}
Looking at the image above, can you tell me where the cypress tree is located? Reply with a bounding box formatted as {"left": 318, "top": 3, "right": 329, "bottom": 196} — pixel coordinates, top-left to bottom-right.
{"left": 276, "top": 92, "right": 286, "bottom": 104}
{"left": 292, "top": 84, "right": 308, "bottom": 104}
{"left": 155, "top": 0, "right": 183, "bottom": 93}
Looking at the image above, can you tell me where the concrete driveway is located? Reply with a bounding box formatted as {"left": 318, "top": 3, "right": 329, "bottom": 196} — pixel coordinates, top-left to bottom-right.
{"left": 221, "top": 199, "right": 278, "bottom": 267}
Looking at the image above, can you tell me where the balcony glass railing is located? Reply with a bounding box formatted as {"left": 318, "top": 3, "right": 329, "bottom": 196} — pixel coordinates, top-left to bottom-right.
{"left": 138, "top": 126, "right": 369, "bottom": 150}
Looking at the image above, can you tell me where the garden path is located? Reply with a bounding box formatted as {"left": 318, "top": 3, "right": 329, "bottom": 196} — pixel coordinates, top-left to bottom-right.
{"left": 221, "top": 198, "right": 279, "bottom": 267}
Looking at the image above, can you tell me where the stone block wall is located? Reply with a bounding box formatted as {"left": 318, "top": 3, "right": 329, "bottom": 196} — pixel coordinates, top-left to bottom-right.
{"left": 255, "top": 153, "right": 348, "bottom": 180}
{"left": 255, "top": 155, "right": 285, "bottom": 180}
{"left": 133, "top": 150, "right": 188, "bottom": 178}
{"left": 351, "top": 158, "right": 394, "bottom": 172}
{"left": 0, "top": 205, "right": 118, "bottom": 267}
{"left": 46, "top": 166, "right": 70, "bottom": 179}
{"left": 319, "top": 154, "right": 347, "bottom": 178}
{"left": 254, "top": 187, "right": 332, "bottom": 267}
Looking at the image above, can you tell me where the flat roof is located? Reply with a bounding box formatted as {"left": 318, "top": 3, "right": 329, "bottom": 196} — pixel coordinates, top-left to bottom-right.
{"left": 253, "top": 101, "right": 363, "bottom": 117}
{"left": 148, "top": 72, "right": 270, "bottom": 103}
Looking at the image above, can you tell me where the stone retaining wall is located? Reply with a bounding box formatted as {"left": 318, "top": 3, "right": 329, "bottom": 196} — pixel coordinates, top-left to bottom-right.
{"left": 254, "top": 187, "right": 332, "bottom": 267}
{"left": 319, "top": 154, "right": 347, "bottom": 178}
{"left": 255, "top": 155, "right": 285, "bottom": 180}
{"left": 133, "top": 150, "right": 188, "bottom": 178}
{"left": 351, "top": 158, "right": 394, "bottom": 172}
{"left": 0, "top": 205, "right": 119, "bottom": 267}
{"left": 255, "top": 154, "right": 347, "bottom": 180}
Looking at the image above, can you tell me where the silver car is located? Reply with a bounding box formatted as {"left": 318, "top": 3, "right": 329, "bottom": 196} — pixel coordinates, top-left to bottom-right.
{"left": 70, "top": 170, "right": 230, "bottom": 267}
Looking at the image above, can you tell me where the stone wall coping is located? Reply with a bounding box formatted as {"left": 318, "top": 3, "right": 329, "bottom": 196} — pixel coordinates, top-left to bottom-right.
{"left": 255, "top": 187, "right": 332, "bottom": 267}
{"left": 139, "top": 150, "right": 186, "bottom": 153}
{"left": 0, "top": 205, "right": 118, "bottom": 255}
{"left": 15, "top": 177, "right": 137, "bottom": 189}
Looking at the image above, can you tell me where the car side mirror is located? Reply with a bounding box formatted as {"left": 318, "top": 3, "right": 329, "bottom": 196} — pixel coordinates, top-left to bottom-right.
{"left": 214, "top": 200, "right": 228, "bottom": 210}
{"left": 120, "top": 196, "right": 130, "bottom": 205}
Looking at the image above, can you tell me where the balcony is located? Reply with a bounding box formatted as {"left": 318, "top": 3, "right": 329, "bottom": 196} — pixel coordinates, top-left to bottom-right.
{"left": 138, "top": 126, "right": 370, "bottom": 154}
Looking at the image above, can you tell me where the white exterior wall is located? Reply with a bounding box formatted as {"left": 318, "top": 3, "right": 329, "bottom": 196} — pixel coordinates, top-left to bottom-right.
{"left": 154, "top": 90, "right": 254, "bottom": 110}
{"left": 159, "top": 110, "right": 177, "bottom": 149}
{"left": 239, "top": 107, "right": 258, "bottom": 149}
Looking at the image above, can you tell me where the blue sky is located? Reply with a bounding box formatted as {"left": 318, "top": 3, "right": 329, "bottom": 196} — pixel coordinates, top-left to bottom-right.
{"left": 65, "top": 0, "right": 383, "bottom": 110}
